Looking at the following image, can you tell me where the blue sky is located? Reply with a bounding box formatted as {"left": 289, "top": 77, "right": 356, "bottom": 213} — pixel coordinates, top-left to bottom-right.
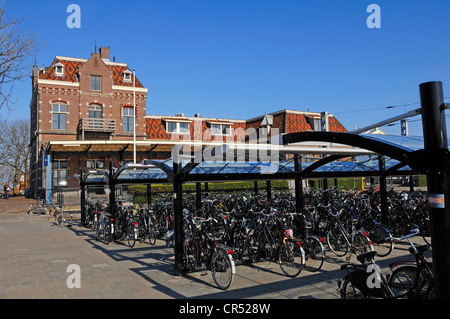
{"left": 2, "top": 0, "right": 450, "bottom": 136}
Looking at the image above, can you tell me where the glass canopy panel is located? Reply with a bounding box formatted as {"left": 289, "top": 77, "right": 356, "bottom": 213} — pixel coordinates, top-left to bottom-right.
{"left": 84, "top": 173, "right": 107, "bottom": 183}
{"left": 362, "top": 134, "right": 424, "bottom": 151}
{"left": 116, "top": 167, "right": 168, "bottom": 180}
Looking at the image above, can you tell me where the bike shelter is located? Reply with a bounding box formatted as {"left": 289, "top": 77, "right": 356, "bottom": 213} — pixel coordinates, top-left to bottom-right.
{"left": 78, "top": 81, "right": 450, "bottom": 298}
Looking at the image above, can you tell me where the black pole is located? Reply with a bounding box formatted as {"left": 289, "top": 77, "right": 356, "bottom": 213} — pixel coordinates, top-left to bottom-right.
{"left": 173, "top": 161, "right": 185, "bottom": 276}
{"left": 80, "top": 169, "right": 86, "bottom": 227}
{"left": 378, "top": 156, "right": 388, "bottom": 217}
{"left": 294, "top": 155, "right": 305, "bottom": 236}
{"left": 109, "top": 162, "right": 116, "bottom": 223}
{"left": 266, "top": 180, "right": 272, "bottom": 201}
{"left": 419, "top": 81, "right": 450, "bottom": 299}
{"left": 196, "top": 182, "right": 202, "bottom": 209}
{"left": 146, "top": 184, "right": 151, "bottom": 206}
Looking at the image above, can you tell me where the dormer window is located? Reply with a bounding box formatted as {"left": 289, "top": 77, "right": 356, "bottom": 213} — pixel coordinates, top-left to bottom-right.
{"left": 54, "top": 62, "right": 65, "bottom": 76}
{"left": 123, "top": 70, "right": 132, "bottom": 83}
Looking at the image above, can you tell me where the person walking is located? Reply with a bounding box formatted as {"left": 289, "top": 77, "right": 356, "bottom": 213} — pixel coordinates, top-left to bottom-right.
{"left": 4, "top": 182, "right": 10, "bottom": 199}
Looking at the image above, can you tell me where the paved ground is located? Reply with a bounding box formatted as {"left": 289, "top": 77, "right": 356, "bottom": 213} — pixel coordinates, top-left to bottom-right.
{"left": 0, "top": 197, "right": 431, "bottom": 303}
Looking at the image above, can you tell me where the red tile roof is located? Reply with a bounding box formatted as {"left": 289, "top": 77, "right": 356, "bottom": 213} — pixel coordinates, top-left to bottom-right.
{"left": 39, "top": 58, "right": 144, "bottom": 88}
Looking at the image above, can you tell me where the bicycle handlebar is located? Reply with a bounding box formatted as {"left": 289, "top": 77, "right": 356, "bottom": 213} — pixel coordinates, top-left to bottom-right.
{"left": 386, "top": 228, "right": 420, "bottom": 241}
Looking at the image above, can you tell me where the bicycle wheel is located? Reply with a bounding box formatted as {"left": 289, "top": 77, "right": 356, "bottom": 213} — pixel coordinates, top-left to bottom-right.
{"left": 56, "top": 213, "right": 62, "bottom": 226}
{"left": 354, "top": 233, "right": 373, "bottom": 255}
{"left": 211, "top": 249, "right": 234, "bottom": 290}
{"left": 327, "top": 225, "right": 349, "bottom": 257}
{"left": 148, "top": 225, "right": 157, "bottom": 245}
{"left": 369, "top": 225, "right": 393, "bottom": 257}
{"left": 387, "top": 265, "right": 417, "bottom": 298}
{"left": 126, "top": 223, "right": 137, "bottom": 247}
{"left": 279, "top": 240, "right": 305, "bottom": 278}
{"left": 184, "top": 237, "right": 200, "bottom": 271}
{"left": 340, "top": 275, "right": 367, "bottom": 299}
{"left": 304, "top": 236, "right": 325, "bottom": 272}
{"left": 95, "top": 222, "right": 103, "bottom": 240}
{"left": 102, "top": 221, "right": 113, "bottom": 245}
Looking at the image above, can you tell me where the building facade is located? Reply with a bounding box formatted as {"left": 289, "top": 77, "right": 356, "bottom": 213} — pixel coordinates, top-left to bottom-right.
{"left": 29, "top": 47, "right": 347, "bottom": 193}
{"left": 30, "top": 47, "right": 148, "bottom": 191}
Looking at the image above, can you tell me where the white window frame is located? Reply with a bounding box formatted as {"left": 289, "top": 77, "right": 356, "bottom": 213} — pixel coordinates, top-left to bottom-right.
{"left": 211, "top": 123, "right": 232, "bottom": 136}
{"left": 52, "top": 103, "right": 67, "bottom": 130}
{"left": 123, "top": 107, "right": 134, "bottom": 132}
{"left": 90, "top": 75, "right": 102, "bottom": 92}
{"left": 54, "top": 62, "right": 65, "bottom": 76}
{"left": 166, "top": 121, "right": 190, "bottom": 134}
{"left": 123, "top": 70, "right": 132, "bottom": 83}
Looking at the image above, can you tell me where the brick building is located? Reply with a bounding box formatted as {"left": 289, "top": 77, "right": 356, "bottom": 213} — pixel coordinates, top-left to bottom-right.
{"left": 29, "top": 47, "right": 148, "bottom": 191}
{"left": 29, "top": 47, "right": 347, "bottom": 193}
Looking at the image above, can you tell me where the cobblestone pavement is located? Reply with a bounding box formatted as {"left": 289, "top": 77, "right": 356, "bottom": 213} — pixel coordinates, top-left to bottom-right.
{"left": 0, "top": 205, "right": 431, "bottom": 300}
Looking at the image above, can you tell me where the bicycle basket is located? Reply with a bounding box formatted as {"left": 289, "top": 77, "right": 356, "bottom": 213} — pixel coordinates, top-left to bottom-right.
{"left": 348, "top": 270, "right": 385, "bottom": 298}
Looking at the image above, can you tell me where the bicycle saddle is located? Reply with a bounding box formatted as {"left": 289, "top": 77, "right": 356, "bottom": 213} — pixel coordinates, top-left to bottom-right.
{"left": 356, "top": 250, "right": 377, "bottom": 264}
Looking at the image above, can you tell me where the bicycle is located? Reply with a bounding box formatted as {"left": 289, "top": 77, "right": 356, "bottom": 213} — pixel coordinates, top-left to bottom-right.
{"left": 183, "top": 216, "right": 236, "bottom": 290}
{"left": 250, "top": 211, "right": 305, "bottom": 278}
{"left": 387, "top": 228, "right": 435, "bottom": 299}
{"left": 54, "top": 206, "right": 73, "bottom": 227}
{"left": 338, "top": 250, "right": 395, "bottom": 299}
{"left": 137, "top": 208, "right": 157, "bottom": 245}
{"left": 338, "top": 228, "right": 435, "bottom": 299}
{"left": 326, "top": 207, "right": 373, "bottom": 261}
{"left": 96, "top": 210, "right": 114, "bottom": 245}
{"left": 28, "top": 200, "right": 48, "bottom": 215}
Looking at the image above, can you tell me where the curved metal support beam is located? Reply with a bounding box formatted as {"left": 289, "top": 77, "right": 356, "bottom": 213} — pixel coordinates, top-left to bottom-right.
{"left": 283, "top": 132, "right": 413, "bottom": 163}
{"left": 140, "top": 159, "right": 174, "bottom": 182}
{"left": 301, "top": 154, "right": 349, "bottom": 177}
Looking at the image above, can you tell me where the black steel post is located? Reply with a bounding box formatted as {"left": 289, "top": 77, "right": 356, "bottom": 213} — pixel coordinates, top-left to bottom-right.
{"left": 109, "top": 162, "right": 116, "bottom": 223}
{"left": 254, "top": 181, "right": 259, "bottom": 194}
{"left": 266, "top": 180, "right": 272, "bottom": 201}
{"left": 419, "top": 81, "right": 450, "bottom": 299}
{"left": 173, "top": 161, "right": 185, "bottom": 276}
{"left": 294, "top": 155, "right": 305, "bottom": 235}
{"left": 196, "top": 182, "right": 202, "bottom": 209}
{"left": 378, "top": 156, "right": 388, "bottom": 217}
{"left": 80, "top": 169, "right": 86, "bottom": 226}
{"left": 146, "top": 184, "right": 151, "bottom": 205}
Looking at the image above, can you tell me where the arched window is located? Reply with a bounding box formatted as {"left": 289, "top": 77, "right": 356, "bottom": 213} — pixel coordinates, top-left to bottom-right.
{"left": 89, "top": 104, "right": 103, "bottom": 129}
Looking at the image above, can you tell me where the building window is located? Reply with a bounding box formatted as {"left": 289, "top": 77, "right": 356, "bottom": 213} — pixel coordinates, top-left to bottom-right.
{"left": 52, "top": 160, "right": 68, "bottom": 187}
{"left": 52, "top": 103, "right": 67, "bottom": 130}
{"left": 88, "top": 104, "right": 103, "bottom": 129}
{"left": 123, "top": 107, "right": 134, "bottom": 132}
{"left": 313, "top": 118, "right": 321, "bottom": 132}
{"left": 211, "top": 123, "right": 231, "bottom": 135}
{"left": 54, "top": 62, "right": 65, "bottom": 76}
{"left": 123, "top": 70, "right": 132, "bottom": 83}
{"left": 166, "top": 121, "right": 190, "bottom": 134}
{"left": 87, "top": 160, "right": 104, "bottom": 169}
{"left": 90, "top": 75, "right": 102, "bottom": 91}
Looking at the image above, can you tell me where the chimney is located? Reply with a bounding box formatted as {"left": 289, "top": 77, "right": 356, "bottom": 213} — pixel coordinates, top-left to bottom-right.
{"left": 99, "top": 47, "right": 110, "bottom": 61}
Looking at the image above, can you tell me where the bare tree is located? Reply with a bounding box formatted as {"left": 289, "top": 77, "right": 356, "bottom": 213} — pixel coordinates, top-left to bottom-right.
{"left": 0, "top": 0, "right": 40, "bottom": 110}
{"left": 0, "top": 118, "right": 30, "bottom": 193}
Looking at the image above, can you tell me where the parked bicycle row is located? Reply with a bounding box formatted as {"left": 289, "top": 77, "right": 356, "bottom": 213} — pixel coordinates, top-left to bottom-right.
{"left": 82, "top": 187, "right": 431, "bottom": 292}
